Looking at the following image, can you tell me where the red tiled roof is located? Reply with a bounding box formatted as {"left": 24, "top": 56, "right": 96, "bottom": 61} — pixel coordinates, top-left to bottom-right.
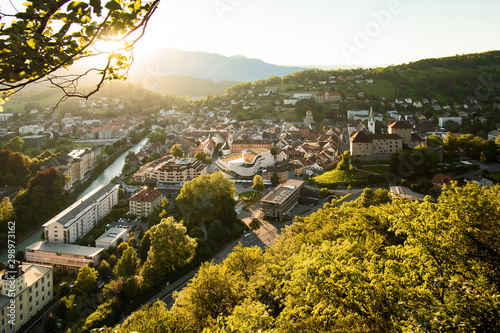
{"left": 129, "top": 188, "right": 162, "bottom": 202}
{"left": 432, "top": 173, "right": 452, "bottom": 185}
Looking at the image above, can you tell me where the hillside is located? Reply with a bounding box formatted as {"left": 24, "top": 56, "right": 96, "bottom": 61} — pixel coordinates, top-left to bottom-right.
{"left": 129, "top": 49, "right": 307, "bottom": 82}
{"left": 361, "top": 51, "right": 500, "bottom": 101}
{"left": 110, "top": 183, "right": 500, "bottom": 332}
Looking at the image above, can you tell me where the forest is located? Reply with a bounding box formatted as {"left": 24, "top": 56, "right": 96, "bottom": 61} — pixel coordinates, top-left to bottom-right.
{"left": 91, "top": 182, "right": 500, "bottom": 333}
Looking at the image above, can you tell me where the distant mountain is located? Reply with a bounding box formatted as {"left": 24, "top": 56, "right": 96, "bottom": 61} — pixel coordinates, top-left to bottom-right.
{"left": 129, "top": 49, "right": 307, "bottom": 82}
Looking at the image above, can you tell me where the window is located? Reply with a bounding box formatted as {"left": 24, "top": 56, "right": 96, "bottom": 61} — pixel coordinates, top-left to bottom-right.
{"left": 29, "top": 296, "right": 32, "bottom": 303}
{"left": 30, "top": 306, "right": 33, "bottom": 313}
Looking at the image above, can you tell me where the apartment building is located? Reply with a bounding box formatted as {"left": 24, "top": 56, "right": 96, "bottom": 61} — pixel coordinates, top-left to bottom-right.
{"left": 139, "top": 157, "right": 207, "bottom": 186}
{"left": 42, "top": 183, "right": 119, "bottom": 244}
{"left": 0, "top": 262, "right": 53, "bottom": 332}
{"left": 230, "top": 139, "right": 272, "bottom": 154}
{"left": 128, "top": 187, "right": 162, "bottom": 218}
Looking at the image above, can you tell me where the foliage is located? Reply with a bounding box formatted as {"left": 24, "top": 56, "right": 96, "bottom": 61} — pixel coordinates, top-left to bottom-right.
{"left": 119, "top": 300, "right": 188, "bottom": 332}
{"left": 390, "top": 146, "right": 440, "bottom": 178}
{"left": 114, "top": 247, "right": 140, "bottom": 278}
{"left": 319, "top": 187, "right": 330, "bottom": 197}
{"left": 0, "top": 0, "right": 160, "bottom": 106}
{"left": 172, "top": 262, "right": 244, "bottom": 331}
{"left": 249, "top": 219, "right": 260, "bottom": 231}
{"left": 74, "top": 265, "right": 99, "bottom": 297}
{"left": 82, "top": 297, "right": 121, "bottom": 333}
{"left": 170, "top": 144, "right": 184, "bottom": 158}
{"left": 2, "top": 136, "right": 24, "bottom": 152}
{"left": 176, "top": 172, "right": 237, "bottom": 228}
{"left": 252, "top": 175, "right": 265, "bottom": 193}
{"left": 141, "top": 217, "right": 197, "bottom": 287}
{"left": 270, "top": 172, "right": 280, "bottom": 187}
{"left": 194, "top": 151, "right": 213, "bottom": 164}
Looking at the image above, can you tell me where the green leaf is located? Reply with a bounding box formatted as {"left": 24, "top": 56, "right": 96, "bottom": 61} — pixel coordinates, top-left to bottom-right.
{"left": 105, "top": 0, "right": 121, "bottom": 11}
{"left": 26, "top": 38, "right": 37, "bottom": 49}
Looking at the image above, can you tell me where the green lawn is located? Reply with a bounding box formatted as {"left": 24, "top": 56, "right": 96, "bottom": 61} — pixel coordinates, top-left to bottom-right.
{"left": 239, "top": 191, "right": 262, "bottom": 209}
{"left": 358, "top": 80, "right": 397, "bottom": 98}
{"left": 486, "top": 173, "right": 500, "bottom": 182}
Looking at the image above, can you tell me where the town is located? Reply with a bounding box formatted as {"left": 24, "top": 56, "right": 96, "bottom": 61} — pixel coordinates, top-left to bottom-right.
{"left": 1, "top": 63, "right": 500, "bottom": 332}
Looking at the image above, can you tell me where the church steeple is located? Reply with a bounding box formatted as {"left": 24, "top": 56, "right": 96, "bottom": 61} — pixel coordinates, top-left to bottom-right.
{"left": 368, "top": 106, "right": 376, "bottom": 134}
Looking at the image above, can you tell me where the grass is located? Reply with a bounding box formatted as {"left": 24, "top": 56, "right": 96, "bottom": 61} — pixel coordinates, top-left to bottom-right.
{"left": 358, "top": 165, "right": 390, "bottom": 174}
{"left": 313, "top": 169, "right": 357, "bottom": 185}
{"left": 358, "top": 80, "right": 397, "bottom": 98}
{"left": 239, "top": 191, "right": 262, "bottom": 209}
{"left": 485, "top": 172, "right": 500, "bottom": 182}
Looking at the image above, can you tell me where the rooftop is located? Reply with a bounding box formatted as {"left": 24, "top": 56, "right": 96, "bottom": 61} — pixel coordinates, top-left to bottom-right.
{"left": 26, "top": 241, "right": 104, "bottom": 257}
{"left": 129, "top": 187, "right": 162, "bottom": 202}
{"left": 261, "top": 179, "right": 305, "bottom": 205}
{"left": 96, "top": 228, "right": 128, "bottom": 243}
{"left": 43, "top": 183, "right": 118, "bottom": 228}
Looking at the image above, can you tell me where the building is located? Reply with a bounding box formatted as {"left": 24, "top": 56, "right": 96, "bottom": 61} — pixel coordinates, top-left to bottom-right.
{"left": 432, "top": 173, "right": 453, "bottom": 189}
{"left": 25, "top": 242, "right": 103, "bottom": 270}
{"left": 0, "top": 262, "right": 53, "bottom": 333}
{"left": 95, "top": 228, "right": 129, "bottom": 250}
{"left": 439, "top": 117, "right": 463, "bottom": 127}
{"left": 265, "top": 166, "right": 289, "bottom": 184}
{"left": 313, "top": 91, "right": 342, "bottom": 102}
{"left": 390, "top": 186, "right": 426, "bottom": 201}
{"left": 260, "top": 179, "right": 305, "bottom": 221}
{"left": 304, "top": 110, "right": 314, "bottom": 127}
{"left": 144, "top": 157, "right": 207, "bottom": 186}
{"left": 387, "top": 121, "right": 426, "bottom": 149}
{"left": 347, "top": 109, "right": 369, "bottom": 120}
{"left": 230, "top": 139, "right": 272, "bottom": 154}
{"left": 128, "top": 187, "right": 162, "bottom": 218}
{"left": 41, "top": 148, "right": 97, "bottom": 190}
{"left": 22, "top": 135, "right": 47, "bottom": 148}
{"left": 216, "top": 149, "right": 274, "bottom": 179}
{"left": 350, "top": 131, "right": 403, "bottom": 157}
{"left": 42, "top": 183, "right": 119, "bottom": 244}
{"left": 368, "top": 107, "right": 376, "bottom": 134}
{"left": 18, "top": 125, "right": 44, "bottom": 135}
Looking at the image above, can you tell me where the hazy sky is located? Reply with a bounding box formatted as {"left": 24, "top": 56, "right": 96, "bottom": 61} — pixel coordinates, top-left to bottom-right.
{"left": 133, "top": 0, "right": 500, "bottom": 67}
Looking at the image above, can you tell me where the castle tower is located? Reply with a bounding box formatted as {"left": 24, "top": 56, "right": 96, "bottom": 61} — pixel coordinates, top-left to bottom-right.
{"left": 368, "top": 106, "right": 376, "bottom": 134}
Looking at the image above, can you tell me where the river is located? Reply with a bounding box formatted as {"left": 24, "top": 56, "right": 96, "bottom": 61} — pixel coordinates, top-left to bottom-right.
{"left": 1, "top": 136, "right": 149, "bottom": 263}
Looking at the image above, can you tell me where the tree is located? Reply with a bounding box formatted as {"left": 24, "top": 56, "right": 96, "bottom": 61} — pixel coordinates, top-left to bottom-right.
{"left": 270, "top": 172, "right": 280, "bottom": 187}
{"left": 170, "top": 144, "right": 184, "bottom": 158}
{"left": 2, "top": 136, "right": 24, "bottom": 152}
{"left": 97, "top": 259, "right": 112, "bottom": 279}
{"left": 249, "top": 218, "right": 261, "bottom": 231}
{"left": 172, "top": 262, "right": 244, "bottom": 331}
{"left": 114, "top": 247, "right": 141, "bottom": 278}
{"left": 0, "top": 0, "right": 160, "bottom": 108}
{"left": 120, "top": 300, "right": 186, "bottom": 332}
{"left": 176, "top": 172, "right": 236, "bottom": 226}
{"left": 496, "top": 135, "right": 500, "bottom": 146}
{"left": 427, "top": 134, "right": 444, "bottom": 147}
{"left": 142, "top": 217, "right": 197, "bottom": 285}
{"left": 194, "top": 151, "right": 212, "bottom": 164}
{"left": 0, "top": 197, "right": 14, "bottom": 226}
{"left": 319, "top": 187, "right": 330, "bottom": 198}
{"left": 252, "top": 175, "right": 265, "bottom": 194}
{"left": 138, "top": 230, "right": 151, "bottom": 262}
{"left": 74, "top": 265, "right": 99, "bottom": 297}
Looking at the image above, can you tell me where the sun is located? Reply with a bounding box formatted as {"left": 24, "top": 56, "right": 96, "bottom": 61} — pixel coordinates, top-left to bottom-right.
{"left": 92, "top": 38, "right": 130, "bottom": 55}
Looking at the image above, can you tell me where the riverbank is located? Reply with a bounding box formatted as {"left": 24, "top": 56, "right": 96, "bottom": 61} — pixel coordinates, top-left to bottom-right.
{"left": 0, "top": 136, "right": 149, "bottom": 262}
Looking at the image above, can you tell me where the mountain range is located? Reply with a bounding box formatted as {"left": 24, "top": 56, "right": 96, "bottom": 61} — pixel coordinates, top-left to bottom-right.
{"left": 128, "top": 49, "right": 307, "bottom": 82}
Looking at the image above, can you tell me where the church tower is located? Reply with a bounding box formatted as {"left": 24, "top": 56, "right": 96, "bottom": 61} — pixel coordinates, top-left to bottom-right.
{"left": 304, "top": 110, "right": 314, "bottom": 127}
{"left": 368, "top": 106, "right": 376, "bottom": 134}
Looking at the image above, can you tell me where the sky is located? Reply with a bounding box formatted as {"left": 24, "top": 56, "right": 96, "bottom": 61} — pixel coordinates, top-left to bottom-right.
{"left": 2, "top": 0, "right": 500, "bottom": 68}
{"left": 132, "top": 0, "right": 500, "bottom": 67}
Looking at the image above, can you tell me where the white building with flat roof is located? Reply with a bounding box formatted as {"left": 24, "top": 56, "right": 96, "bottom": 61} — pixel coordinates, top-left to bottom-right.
{"left": 0, "top": 262, "right": 53, "bottom": 332}
{"left": 25, "top": 242, "right": 103, "bottom": 270}
{"left": 95, "top": 228, "right": 128, "bottom": 250}
{"left": 42, "top": 183, "right": 119, "bottom": 244}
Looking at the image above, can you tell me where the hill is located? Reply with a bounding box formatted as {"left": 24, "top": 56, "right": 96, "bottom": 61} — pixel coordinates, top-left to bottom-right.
{"left": 129, "top": 49, "right": 307, "bottom": 82}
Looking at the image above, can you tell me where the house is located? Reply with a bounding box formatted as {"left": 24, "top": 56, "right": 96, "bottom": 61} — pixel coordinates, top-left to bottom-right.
{"left": 432, "top": 173, "right": 453, "bottom": 189}
{"left": 464, "top": 175, "right": 494, "bottom": 187}
{"left": 128, "top": 187, "right": 162, "bottom": 218}
{"left": 350, "top": 131, "right": 403, "bottom": 157}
